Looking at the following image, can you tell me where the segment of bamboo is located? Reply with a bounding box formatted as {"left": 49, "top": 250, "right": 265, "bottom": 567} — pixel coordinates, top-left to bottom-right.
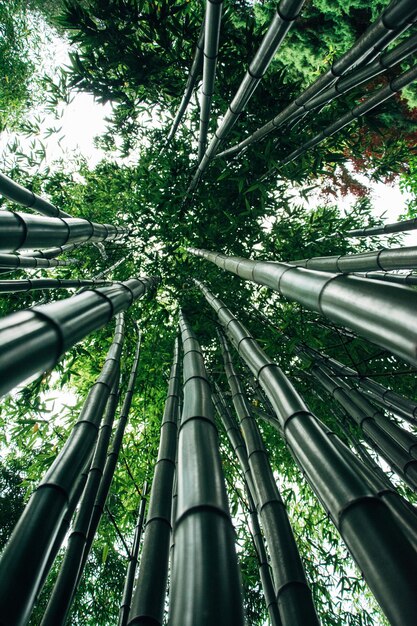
{"left": 302, "top": 346, "right": 417, "bottom": 425}
{"left": 77, "top": 333, "right": 142, "bottom": 582}
{"left": 194, "top": 279, "right": 417, "bottom": 626}
{"left": 187, "top": 247, "right": 417, "bottom": 366}
{"left": 118, "top": 483, "right": 148, "bottom": 626}
{"left": 279, "top": 64, "right": 417, "bottom": 166}
{"left": 343, "top": 215, "right": 417, "bottom": 238}
{"left": 0, "top": 276, "right": 158, "bottom": 397}
{"left": 290, "top": 245, "right": 417, "bottom": 272}
{"left": 187, "top": 0, "right": 305, "bottom": 192}
{"left": 0, "top": 252, "right": 77, "bottom": 269}
{"left": 218, "top": 332, "right": 318, "bottom": 626}
{"left": 0, "top": 172, "right": 72, "bottom": 218}
{"left": 168, "top": 311, "right": 244, "bottom": 626}
{"left": 128, "top": 337, "right": 181, "bottom": 626}
{"left": 40, "top": 372, "right": 122, "bottom": 626}
{"left": 166, "top": 22, "right": 205, "bottom": 144}
{"left": 197, "top": 0, "right": 223, "bottom": 163}
{"left": 212, "top": 388, "right": 281, "bottom": 626}
{"left": 351, "top": 271, "right": 417, "bottom": 287}
{"left": 0, "top": 314, "right": 125, "bottom": 626}
{"left": 0, "top": 278, "right": 113, "bottom": 293}
{"left": 0, "top": 210, "right": 127, "bottom": 253}
{"left": 215, "top": 0, "right": 417, "bottom": 158}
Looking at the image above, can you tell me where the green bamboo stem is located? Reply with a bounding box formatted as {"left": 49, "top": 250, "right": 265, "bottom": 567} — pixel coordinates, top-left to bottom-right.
{"left": 0, "top": 252, "right": 77, "bottom": 269}
{"left": 0, "top": 314, "right": 126, "bottom": 626}
{"left": 40, "top": 369, "right": 122, "bottom": 626}
{"left": 351, "top": 271, "right": 417, "bottom": 287}
{"left": 128, "top": 337, "right": 180, "bottom": 625}
{"left": 78, "top": 333, "right": 142, "bottom": 585}
{"left": 217, "top": 332, "right": 318, "bottom": 626}
{"left": 0, "top": 276, "right": 158, "bottom": 398}
{"left": 194, "top": 278, "right": 417, "bottom": 626}
{"left": 0, "top": 172, "right": 72, "bottom": 218}
{"left": 168, "top": 311, "right": 244, "bottom": 626}
{"left": 118, "top": 482, "right": 148, "bottom": 626}
{"left": 0, "top": 278, "right": 113, "bottom": 294}
{"left": 290, "top": 245, "right": 417, "bottom": 273}
{"left": 212, "top": 388, "right": 281, "bottom": 626}
{"left": 215, "top": 0, "right": 417, "bottom": 158}
{"left": 0, "top": 210, "right": 127, "bottom": 253}
{"left": 187, "top": 247, "right": 417, "bottom": 366}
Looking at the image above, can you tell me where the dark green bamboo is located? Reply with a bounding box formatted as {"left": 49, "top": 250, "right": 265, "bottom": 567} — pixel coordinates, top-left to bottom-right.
{"left": 334, "top": 215, "right": 417, "bottom": 239}
{"left": 195, "top": 279, "right": 417, "bottom": 626}
{"left": 212, "top": 389, "right": 281, "bottom": 626}
{"left": 310, "top": 364, "right": 417, "bottom": 492}
{"left": 0, "top": 210, "right": 127, "bottom": 253}
{"left": 78, "top": 333, "right": 142, "bottom": 583}
{"left": 291, "top": 244, "right": 417, "bottom": 273}
{"left": 166, "top": 22, "right": 205, "bottom": 144}
{"left": 0, "top": 172, "right": 72, "bottom": 218}
{"left": 197, "top": 0, "right": 223, "bottom": 163}
{"left": 0, "top": 276, "right": 157, "bottom": 398}
{"left": 0, "top": 252, "right": 76, "bottom": 269}
{"left": 118, "top": 482, "right": 148, "bottom": 626}
{"left": 128, "top": 337, "right": 180, "bottom": 625}
{"left": 218, "top": 332, "right": 318, "bottom": 626}
{"left": 0, "top": 278, "right": 113, "bottom": 293}
{"left": 302, "top": 346, "right": 417, "bottom": 425}
{"left": 352, "top": 270, "right": 417, "bottom": 287}
{"left": 168, "top": 311, "right": 244, "bottom": 626}
{"left": 280, "top": 64, "right": 417, "bottom": 166}
{"left": 0, "top": 314, "right": 126, "bottom": 626}
{"left": 187, "top": 0, "right": 305, "bottom": 192}
{"left": 187, "top": 247, "right": 417, "bottom": 366}
{"left": 40, "top": 371, "right": 122, "bottom": 626}
{"left": 215, "top": 0, "right": 417, "bottom": 158}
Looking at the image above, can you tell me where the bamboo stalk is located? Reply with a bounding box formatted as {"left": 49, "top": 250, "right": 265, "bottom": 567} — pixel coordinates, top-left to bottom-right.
{"left": 0, "top": 210, "right": 127, "bottom": 253}
{"left": 78, "top": 333, "right": 142, "bottom": 585}
{"left": 290, "top": 244, "right": 417, "bottom": 273}
{"left": 187, "top": 247, "right": 417, "bottom": 366}
{"left": 212, "top": 388, "right": 281, "bottom": 626}
{"left": 320, "top": 215, "right": 417, "bottom": 240}
{"left": 197, "top": 0, "right": 223, "bottom": 163}
{"left": 0, "top": 278, "right": 113, "bottom": 293}
{"left": 166, "top": 22, "right": 205, "bottom": 144}
{"left": 0, "top": 314, "right": 126, "bottom": 626}
{"left": 302, "top": 346, "right": 417, "bottom": 425}
{"left": 0, "top": 252, "right": 77, "bottom": 269}
{"left": 0, "top": 276, "right": 158, "bottom": 398}
{"left": 187, "top": 0, "right": 305, "bottom": 192}
{"left": 40, "top": 370, "right": 122, "bottom": 626}
{"left": 215, "top": 0, "right": 417, "bottom": 159}
{"left": 168, "top": 311, "right": 244, "bottom": 626}
{"left": 118, "top": 482, "right": 148, "bottom": 626}
{"left": 218, "top": 332, "right": 317, "bottom": 625}
{"left": 194, "top": 279, "right": 417, "bottom": 625}
{"left": 0, "top": 172, "right": 72, "bottom": 218}
{"left": 127, "top": 337, "right": 181, "bottom": 626}
{"left": 351, "top": 271, "right": 417, "bottom": 287}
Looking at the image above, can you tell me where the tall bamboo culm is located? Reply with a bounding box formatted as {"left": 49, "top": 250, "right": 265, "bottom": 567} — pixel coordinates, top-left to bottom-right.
{"left": 128, "top": 336, "right": 181, "bottom": 625}
{"left": 168, "top": 311, "right": 244, "bottom": 626}
{"left": 40, "top": 371, "right": 122, "bottom": 626}
{"left": 0, "top": 313, "right": 126, "bottom": 626}
{"left": 217, "top": 332, "right": 318, "bottom": 626}
{"left": 194, "top": 279, "right": 417, "bottom": 625}
{"left": 212, "top": 388, "right": 281, "bottom": 626}
{"left": 118, "top": 482, "right": 148, "bottom": 626}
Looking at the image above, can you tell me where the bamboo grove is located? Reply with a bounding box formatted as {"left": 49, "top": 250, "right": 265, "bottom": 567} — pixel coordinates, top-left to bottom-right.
{"left": 1, "top": 1, "right": 417, "bottom": 625}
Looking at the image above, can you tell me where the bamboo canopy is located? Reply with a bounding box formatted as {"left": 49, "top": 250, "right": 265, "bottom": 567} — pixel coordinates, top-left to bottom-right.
{"left": 187, "top": 0, "right": 305, "bottom": 193}
{"left": 0, "top": 210, "right": 127, "bottom": 253}
{"left": 128, "top": 337, "right": 180, "bottom": 625}
{"left": 0, "top": 276, "right": 157, "bottom": 397}
{"left": 0, "top": 172, "right": 72, "bottom": 218}
{"left": 187, "top": 247, "right": 417, "bottom": 366}
{"left": 194, "top": 278, "right": 417, "bottom": 625}
{"left": 0, "top": 314, "right": 126, "bottom": 626}
{"left": 118, "top": 483, "right": 148, "bottom": 626}
{"left": 215, "top": 0, "right": 417, "bottom": 159}
{"left": 168, "top": 311, "right": 244, "bottom": 626}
